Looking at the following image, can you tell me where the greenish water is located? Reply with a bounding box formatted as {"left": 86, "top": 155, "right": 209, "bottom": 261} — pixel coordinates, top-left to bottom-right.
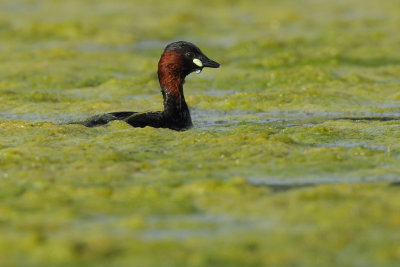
{"left": 1, "top": 0, "right": 400, "bottom": 266}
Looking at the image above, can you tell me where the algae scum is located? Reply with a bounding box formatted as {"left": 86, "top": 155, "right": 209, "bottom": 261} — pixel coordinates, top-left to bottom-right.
{"left": 1, "top": 0, "right": 400, "bottom": 266}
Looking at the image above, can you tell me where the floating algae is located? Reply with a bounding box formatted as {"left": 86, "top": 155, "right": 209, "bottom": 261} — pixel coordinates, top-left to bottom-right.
{"left": 1, "top": 0, "right": 400, "bottom": 266}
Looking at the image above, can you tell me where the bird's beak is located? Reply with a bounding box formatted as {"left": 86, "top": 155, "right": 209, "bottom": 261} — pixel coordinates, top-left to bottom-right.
{"left": 200, "top": 55, "right": 220, "bottom": 68}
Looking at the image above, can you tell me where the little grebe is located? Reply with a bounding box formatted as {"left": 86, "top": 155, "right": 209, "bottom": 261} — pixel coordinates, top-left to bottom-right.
{"left": 74, "top": 41, "right": 220, "bottom": 130}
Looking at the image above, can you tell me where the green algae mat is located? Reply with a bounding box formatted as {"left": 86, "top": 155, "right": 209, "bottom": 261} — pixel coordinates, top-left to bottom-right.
{"left": 1, "top": 0, "right": 400, "bottom": 266}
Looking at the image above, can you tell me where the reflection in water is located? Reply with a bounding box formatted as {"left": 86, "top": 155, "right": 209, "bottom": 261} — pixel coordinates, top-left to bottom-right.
{"left": 248, "top": 176, "right": 400, "bottom": 192}
{"left": 1, "top": 109, "right": 400, "bottom": 128}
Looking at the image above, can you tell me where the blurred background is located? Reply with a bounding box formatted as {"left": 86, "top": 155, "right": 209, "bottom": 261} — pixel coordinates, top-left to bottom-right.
{"left": 1, "top": 0, "right": 399, "bottom": 117}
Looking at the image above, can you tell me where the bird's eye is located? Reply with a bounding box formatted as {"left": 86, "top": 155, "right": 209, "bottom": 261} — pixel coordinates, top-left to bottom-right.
{"left": 185, "top": 52, "right": 194, "bottom": 59}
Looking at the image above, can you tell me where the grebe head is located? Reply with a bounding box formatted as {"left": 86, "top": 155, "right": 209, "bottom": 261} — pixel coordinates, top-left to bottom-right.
{"left": 163, "top": 41, "right": 220, "bottom": 76}
{"left": 158, "top": 41, "right": 220, "bottom": 104}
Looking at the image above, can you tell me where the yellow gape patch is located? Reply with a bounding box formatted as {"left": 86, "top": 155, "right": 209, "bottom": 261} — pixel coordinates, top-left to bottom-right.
{"left": 193, "top": 58, "right": 203, "bottom": 67}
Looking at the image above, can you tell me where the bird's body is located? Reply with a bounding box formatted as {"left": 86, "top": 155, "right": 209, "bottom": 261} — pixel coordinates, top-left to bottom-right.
{"left": 73, "top": 41, "right": 220, "bottom": 130}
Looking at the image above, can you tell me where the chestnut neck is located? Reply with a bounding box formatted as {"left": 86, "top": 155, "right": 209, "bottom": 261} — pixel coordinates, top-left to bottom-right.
{"left": 157, "top": 50, "right": 189, "bottom": 114}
